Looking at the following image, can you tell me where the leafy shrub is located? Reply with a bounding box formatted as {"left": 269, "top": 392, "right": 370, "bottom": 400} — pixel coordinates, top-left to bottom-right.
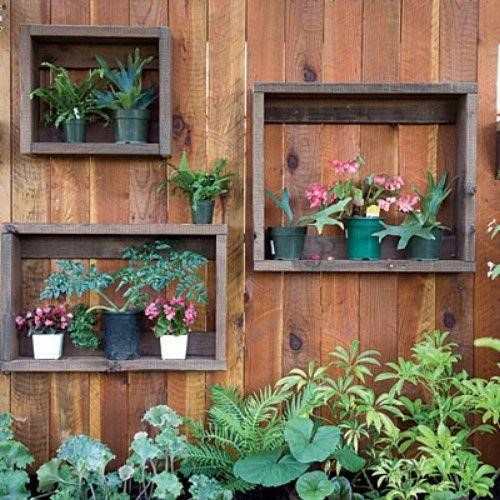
{"left": 0, "top": 413, "right": 34, "bottom": 500}
{"left": 67, "top": 303, "right": 100, "bottom": 350}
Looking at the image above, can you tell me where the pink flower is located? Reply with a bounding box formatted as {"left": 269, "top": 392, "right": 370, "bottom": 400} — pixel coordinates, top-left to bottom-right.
{"left": 35, "top": 308, "right": 43, "bottom": 317}
{"left": 346, "top": 160, "right": 360, "bottom": 174}
{"left": 26, "top": 311, "right": 32, "bottom": 319}
{"left": 145, "top": 302, "right": 160, "bottom": 320}
{"left": 15, "top": 315, "right": 25, "bottom": 327}
{"left": 311, "top": 254, "right": 320, "bottom": 261}
{"left": 329, "top": 157, "right": 362, "bottom": 175}
{"left": 54, "top": 304, "right": 66, "bottom": 315}
{"left": 164, "top": 305, "right": 176, "bottom": 321}
{"left": 34, "top": 316, "right": 41, "bottom": 327}
{"left": 329, "top": 159, "right": 347, "bottom": 174}
{"left": 305, "top": 183, "right": 328, "bottom": 209}
{"left": 44, "top": 319, "right": 53, "bottom": 326}
{"left": 374, "top": 175, "right": 386, "bottom": 186}
{"left": 377, "top": 196, "right": 396, "bottom": 212}
{"left": 184, "top": 304, "right": 197, "bottom": 326}
{"left": 67, "top": 313, "right": 73, "bottom": 319}
{"left": 385, "top": 176, "right": 405, "bottom": 191}
{"left": 170, "top": 296, "right": 185, "bottom": 307}
{"left": 395, "top": 195, "right": 419, "bottom": 213}
{"left": 43, "top": 305, "right": 52, "bottom": 314}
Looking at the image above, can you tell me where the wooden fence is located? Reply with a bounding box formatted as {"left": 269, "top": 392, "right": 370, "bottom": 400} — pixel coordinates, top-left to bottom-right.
{"left": 0, "top": 0, "right": 498, "bottom": 467}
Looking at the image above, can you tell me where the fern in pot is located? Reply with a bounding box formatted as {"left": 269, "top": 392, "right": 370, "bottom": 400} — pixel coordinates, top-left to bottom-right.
{"left": 373, "top": 172, "right": 452, "bottom": 260}
{"left": 30, "top": 63, "right": 107, "bottom": 143}
{"left": 160, "top": 151, "right": 232, "bottom": 224}
{"left": 40, "top": 241, "right": 208, "bottom": 360}
{"left": 95, "top": 48, "right": 156, "bottom": 144}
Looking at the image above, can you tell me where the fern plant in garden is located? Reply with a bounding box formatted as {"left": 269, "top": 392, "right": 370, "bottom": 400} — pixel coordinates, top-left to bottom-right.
{"left": 180, "top": 385, "right": 290, "bottom": 492}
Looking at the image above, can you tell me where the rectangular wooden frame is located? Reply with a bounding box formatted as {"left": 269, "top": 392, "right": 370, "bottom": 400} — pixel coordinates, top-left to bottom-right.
{"left": 0, "top": 224, "right": 227, "bottom": 372}
{"left": 252, "top": 82, "right": 477, "bottom": 273}
{"left": 20, "top": 24, "right": 172, "bottom": 157}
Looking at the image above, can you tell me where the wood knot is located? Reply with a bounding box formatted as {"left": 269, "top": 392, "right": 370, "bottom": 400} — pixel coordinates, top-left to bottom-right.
{"left": 289, "top": 332, "right": 303, "bottom": 351}
{"left": 172, "top": 114, "right": 185, "bottom": 135}
{"left": 287, "top": 152, "right": 299, "bottom": 172}
{"left": 243, "top": 290, "right": 250, "bottom": 304}
{"left": 303, "top": 65, "right": 317, "bottom": 82}
{"left": 235, "top": 314, "right": 244, "bottom": 329}
{"left": 443, "top": 312, "right": 456, "bottom": 328}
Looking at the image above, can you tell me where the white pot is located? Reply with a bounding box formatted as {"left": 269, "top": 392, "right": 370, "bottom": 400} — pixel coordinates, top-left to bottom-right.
{"left": 160, "top": 335, "right": 188, "bottom": 360}
{"left": 32, "top": 333, "right": 64, "bottom": 360}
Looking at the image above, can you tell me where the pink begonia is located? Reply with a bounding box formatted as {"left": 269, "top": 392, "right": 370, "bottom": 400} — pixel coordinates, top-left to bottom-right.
{"left": 385, "top": 176, "right": 405, "bottom": 191}
{"left": 35, "top": 307, "right": 43, "bottom": 317}
{"left": 329, "top": 158, "right": 361, "bottom": 175}
{"left": 34, "top": 316, "right": 41, "bottom": 327}
{"left": 184, "top": 304, "right": 197, "bottom": 326}
{"left": 163, "top": 304, "right": 176, "bottom": 321}
{"left": 311, "top": 254, "right": 320, "bottom": 261}
{"left": 170, "top": 296, "right": 185, "bottom": 307}
{"left": 374, "top": 175, "right": 386, "bottom": 186}
{"left": 145, "top": 302, "right": 160, "bottom": 320}
{"left": 15, "top": 315, "right": 25, "bottom": 326}
{"left": 305, "top": 183, "right": 328, "bottom": 209}
{"left": 395, "top": 195, "right": 419, "bottom": 213}
{"left": 43, "top": 305, "right": 52, "bottom": 314}
{"left": 377, "top": 196, "right": 397, "bottom": 212}
{"left": 44, "top": 319, "right": 53, "bottom": 327}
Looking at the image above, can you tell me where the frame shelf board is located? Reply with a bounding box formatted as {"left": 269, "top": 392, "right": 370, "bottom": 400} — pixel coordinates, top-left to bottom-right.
{"left": 254, "top": 259, "right": 476, "bottom": 273}
{"left": 29, "top": 142, "right": 161, "bottom": 156}
{"left": 0, "top": 356, "right": 226, "bottom": 373}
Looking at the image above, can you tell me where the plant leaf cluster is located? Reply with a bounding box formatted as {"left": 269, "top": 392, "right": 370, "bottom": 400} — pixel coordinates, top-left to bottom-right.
{"left": 160, "top": 152, "right": 233, "bottom": 210}
{"left": 67, "top": 303, "right": 100, "bottom": 350}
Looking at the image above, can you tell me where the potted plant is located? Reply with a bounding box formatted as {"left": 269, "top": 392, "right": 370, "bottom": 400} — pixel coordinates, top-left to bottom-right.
{"left": 30, "top": 63, "right": 107, "bottom": 143}
{"left": 373, "top": 172, "right": 452, "bottom": 260}
{"left": 265, "top": 188, "right": 307, "bottom": 260}
{"left": 145, "top": 297, "right": 197, "bottom": 359}
{"left": 15, "top": 304, "right": 72, "bottom": 360}
{"left": 95, "top": 48, "right": 156, "bottom": 144}
{"left": 39, "top": 241, "right": 208, "bottom": 360}
{"left": 327, "top": 156, "right": 409, "bottom": 260}
{"left": 159, "top": 151, "right": 232, "bottom": 224}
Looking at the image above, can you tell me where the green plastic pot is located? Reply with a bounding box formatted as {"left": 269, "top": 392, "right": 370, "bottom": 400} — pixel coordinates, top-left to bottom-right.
{"left": 191, "top": 199, "right": 215, "bottom": 224}
{"left": 270, "top": 226, "right": 307, "bottom": 260}
{"left": 63, "top": 118, "right": 86, "bottom": 143}
{"left": 345, "top": 217, "right": 383, "bottom": 260}
{"left": 406, "top": 227, "right": 444, "bottom": 261}
{"left": 113, "top": 109, "right": 150, "bottom": 144}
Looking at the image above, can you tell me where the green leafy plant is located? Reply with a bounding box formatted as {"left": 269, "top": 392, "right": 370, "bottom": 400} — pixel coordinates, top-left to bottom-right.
{"left": 298, "top": 198, "right": 351, "bottom": 235}
{"left": 67, "top": 304, "right": 100, "bottom": 350}
{"left": 39, "top": 240, "right": 208, "bottom": 313}
{"left": 266, "top": 188, "right": 296, "bottom": 226}
{"left": 37, "top": 435, "right": 125, "bottom": 499}
{"left": 30, "top": 62, "right": 108, "bottom": 127}
{"left": 0, "top": 413, "right": 34, "bottom": 500}
{"left": 180, "top": 385, "right": 290, "bottom": 492}
{"left": 373, "top": 172, "right": 452, "bottom": 249}
{"left": 94, "top": 48, "right": 156, "bottom": 111}
{"left": 118, "top": 405, "right": 187, "bottom": 499}
{"left": 159, "top": 152, "right": 232, "bottom": 211}
{"left": 188, "top": 474, "right": 233, "bottom": 500}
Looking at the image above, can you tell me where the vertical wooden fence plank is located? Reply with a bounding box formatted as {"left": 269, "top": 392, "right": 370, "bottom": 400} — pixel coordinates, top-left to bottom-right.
{"left": 89, "top": 0, "right": 130, "bottom": 467}
{"left": 360, "top": 0, "right": 400, "bottom": 381}
{"left": 474, "top": 0, "right": 500, "bottom": 465}
{"left": 245, "top": 0, "right": 286, "bottom": 393}
{"left": 0, "top": 0, "right": 11, "bottom": 412}
{"left": 10, "top": 0, "right": 51, "bottom": 468}
{"left": 126, "top": 0, "right": 169, "bottom": 447}
{"left": 205, "top": 0, "right": 245, "bottom": 390}
{"left": 282, "top": 0, "right": 324, "bottom": 375}
{"left": 166, "top": 0, "right": 208, "bottom": 418}
{"left": 320, "top": 0, "right": 362, "bottom": 368}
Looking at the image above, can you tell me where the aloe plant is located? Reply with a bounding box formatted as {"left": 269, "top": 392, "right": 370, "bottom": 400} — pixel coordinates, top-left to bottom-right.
{"left": 94, "top": 48, "right": 156, "bottom": 111}
{"left": 266, "top": 188, "right": 296, "bottom": 226}
{"left": 30, "top": 62, "right": 108, "bottom": 126}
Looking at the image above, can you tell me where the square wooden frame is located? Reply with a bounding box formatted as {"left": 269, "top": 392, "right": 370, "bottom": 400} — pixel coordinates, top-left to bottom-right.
{"left": 20, "top": 24, "right": 172, "bottom": 157}
{"left": 0, "top": 224, "right": 227, "bottom": 372}
{"left": 252, "top": 82, "right": 477, "bottom": 273}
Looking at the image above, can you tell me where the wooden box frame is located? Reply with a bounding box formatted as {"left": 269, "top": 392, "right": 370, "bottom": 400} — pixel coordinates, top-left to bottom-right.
{"left": 252, "top": 82, "right": 477, "bottom": 273}
{"left": 0, "top": 224, "right": 227, "bottom": 372}
{"left": 20, "top": 24, "right": 172, "bottom": 157}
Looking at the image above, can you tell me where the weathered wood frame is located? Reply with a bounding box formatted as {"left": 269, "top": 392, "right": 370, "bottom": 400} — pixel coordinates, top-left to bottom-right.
{"left": 0, "top": 224, "right": 227, "bottom": 372}
{"left": 20, "top": 24, "right": 172, "bottom": 157}
{"left": 253, "top": 82, "right": 477, "bottom": 273}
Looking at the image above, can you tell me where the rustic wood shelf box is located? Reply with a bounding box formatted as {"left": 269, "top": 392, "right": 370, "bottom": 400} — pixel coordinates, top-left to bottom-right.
{"left": 0, "top": 224, "right": 227, "bottom": 372}
{"left": 20, "top": 24, "right": 172, "bottom": 157}
{"left": 252, "top": 82, "right": 477, "bottom": 273}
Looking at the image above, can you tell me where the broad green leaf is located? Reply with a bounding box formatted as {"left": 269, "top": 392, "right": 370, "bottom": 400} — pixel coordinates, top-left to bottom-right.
{"left": 332, "top": 446, "right": 366, "bottom": 473}
{"left": 296, "top": 471, "right": 335, "bottom": 500}
{"left": 233, "top": 449, "right": 308, "bottom": 487}
{"left": 285, "top": 418, "right": 340, "bottom": 463}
